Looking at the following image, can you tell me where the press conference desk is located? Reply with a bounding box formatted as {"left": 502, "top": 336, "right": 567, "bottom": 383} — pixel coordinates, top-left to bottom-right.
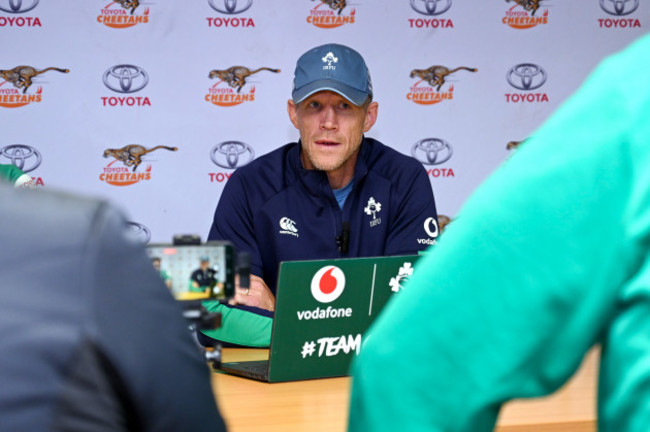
{"left": 212, "top": 347, "right": 598, "bottom": 432}
{"left": 212, "top": 348, "right": 598, "bottom": 432}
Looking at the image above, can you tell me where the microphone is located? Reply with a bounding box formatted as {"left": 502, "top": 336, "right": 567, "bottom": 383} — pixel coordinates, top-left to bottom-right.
{"left": 340, "top": 221, "right": 350, "bottom": 254}
{"left": 237, "top": 252, "right": 251, "bottom": 290}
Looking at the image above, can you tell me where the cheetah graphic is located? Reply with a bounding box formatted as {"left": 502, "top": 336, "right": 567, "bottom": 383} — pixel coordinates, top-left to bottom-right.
{"left": 410, "top": 66, "right": 478, "bottom": 91}
{"left": 0, "top": 66, "right": 69, "bottom": 93}
{"left": 103, "top": 145, "right": 178, "bottom": 172}
{"left": 114, "top": 0, "right": 140, "bottom": 14}
{"left": 208, "top": 66, "right": 280, "bottom": 93}
{"left": 312, "top": 0, "right": 347, "bottom": 14}
{"left": 506, "top": 0, "right": 541, "bottom": 15}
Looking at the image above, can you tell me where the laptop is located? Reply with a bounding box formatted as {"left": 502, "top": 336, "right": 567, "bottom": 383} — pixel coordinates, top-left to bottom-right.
{"left": 217, "top": 254, "right": 421, "bottom": 382}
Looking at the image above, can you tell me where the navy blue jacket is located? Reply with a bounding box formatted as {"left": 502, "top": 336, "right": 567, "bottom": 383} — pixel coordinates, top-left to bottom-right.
{"left": 208, "top": 137, "right": 439, "bottom": 294}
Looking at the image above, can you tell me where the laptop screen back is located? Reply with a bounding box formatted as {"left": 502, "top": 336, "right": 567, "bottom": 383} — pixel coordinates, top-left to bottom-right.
{"left": 267, "top": 254, "right": 420, "bottom": 382}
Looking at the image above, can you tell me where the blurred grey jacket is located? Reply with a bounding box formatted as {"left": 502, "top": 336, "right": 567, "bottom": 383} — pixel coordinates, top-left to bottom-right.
{"left": 0, "top": 184, "right": 226, "bottom": 432}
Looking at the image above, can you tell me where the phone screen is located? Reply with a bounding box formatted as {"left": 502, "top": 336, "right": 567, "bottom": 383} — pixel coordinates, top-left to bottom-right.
{"left": 146, "top": 241, "right": 235, "bottom": 301}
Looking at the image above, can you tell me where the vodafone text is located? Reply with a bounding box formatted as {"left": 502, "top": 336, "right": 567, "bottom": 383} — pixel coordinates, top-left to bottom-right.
{"left": 297, "top": 306, "right": 352, "bottom": 320}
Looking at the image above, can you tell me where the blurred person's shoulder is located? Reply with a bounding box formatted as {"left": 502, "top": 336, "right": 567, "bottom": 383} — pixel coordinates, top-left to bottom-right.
{"left": 0, "top": 184, "right": 129, "bottom": 247}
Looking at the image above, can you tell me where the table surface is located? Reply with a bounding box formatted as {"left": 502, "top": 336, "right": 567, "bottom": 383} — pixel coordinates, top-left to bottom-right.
{"left": 213, "top": 347, "right": 598, "bottom": 432}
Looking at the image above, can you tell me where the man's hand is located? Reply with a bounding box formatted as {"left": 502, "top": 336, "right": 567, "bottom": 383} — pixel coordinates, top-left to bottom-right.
{"left": 229, "top": 274, "right": 276, "bottom": 311}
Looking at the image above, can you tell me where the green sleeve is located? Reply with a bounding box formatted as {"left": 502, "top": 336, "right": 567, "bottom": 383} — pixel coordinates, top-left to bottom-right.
{"left": 0, "top": 164, "right": 28, "bottom": 185}
{"left": 200, "top": 301, "right": 272, "bottom": 347}
{"left": 349, "top": 34, "right": 650, "bottom": 432}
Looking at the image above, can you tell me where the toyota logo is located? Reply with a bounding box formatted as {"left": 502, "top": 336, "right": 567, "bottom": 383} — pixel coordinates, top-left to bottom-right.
{"left": 411, "top": 138, "right": 453, "bottom": 166}
{"left": 208, "top": 0, "right": 253, "bottom": 14}
{"left": 0, "top": 144, "right": 41, "bottom": 172}
{"left": 600, "top": 0, "right": 638, "bottom": 15}
{"left": 410, "top": 0, "right": 452, "bottom": 15}
{"left": 506, "top": 63, "right": 547, "bottom": 91}
{"left": 210, "top": 141, "right": 255, "bottom": 169}
{"left": 102, "top": 65, "right": 149, "bottom": 94}
{"left": 0, "top": 0, "right": 39, "bottom": 13}
{"left": 125, "top": 221, "right": 151, "bottom": 244}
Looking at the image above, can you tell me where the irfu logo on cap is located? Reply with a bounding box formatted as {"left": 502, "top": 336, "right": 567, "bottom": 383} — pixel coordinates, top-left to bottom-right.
{"left": 322, "top": 52, "right": 338, "bottom": 70}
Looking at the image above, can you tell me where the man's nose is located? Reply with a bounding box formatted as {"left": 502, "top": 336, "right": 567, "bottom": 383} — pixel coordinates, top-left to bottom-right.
{"left": 320, "top": 106, "right": 338, "bottom": 130}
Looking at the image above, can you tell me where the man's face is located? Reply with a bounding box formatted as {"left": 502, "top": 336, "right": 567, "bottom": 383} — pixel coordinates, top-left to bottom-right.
{"left": 288, "top": 91, "right": 378, "bottom": 180}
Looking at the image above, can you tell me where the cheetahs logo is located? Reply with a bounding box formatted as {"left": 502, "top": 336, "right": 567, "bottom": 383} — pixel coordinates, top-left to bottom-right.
{"left": 506, "top": 140, "right": 525, "bottom": 150}
{"left": 507, "top": 0, "right": 541, "bottom": 15}
{"left": 503, "top": 0, "right": 549, "bottom": 29}
{"left": 208, "top": 66, "right": 280, "bottom": 93}
{"left": 314, "top": 0, "right": 347, "bottom": 14}
{"left": 206, "top": 65, "right": 280, "bottom": 107}
{"left": 407, "top": 64, "right": 477, "bottom": 105}
{"left": 100, "top": 144, "right": 177, "bottom": 186}
{"left": 308, "top": 0, "right": 356, "bottom": 28}
{"left": 0, "top": 65, "right": 69, "bottom": 108}
{"left": 410, "top": 65, "right": 477, "bottom": 91}
{"left": 103, "top": 144, "right": 178, "bottom": 172}
{"left": 97, "top": 1, "right": 150, "bottom": 29}
{"left": 437, "top": 214, "right": 452, "bottom": 232}
{"left": 0, "top": 66, "right": 68, "bottom": 94}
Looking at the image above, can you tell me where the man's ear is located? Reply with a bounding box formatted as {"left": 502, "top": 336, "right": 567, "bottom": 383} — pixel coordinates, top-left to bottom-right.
{"left": 363, "top": 101, "right": 379, "bottom": 133}
{"left": 287, "top": 99, "right": 299, "bottom": 129}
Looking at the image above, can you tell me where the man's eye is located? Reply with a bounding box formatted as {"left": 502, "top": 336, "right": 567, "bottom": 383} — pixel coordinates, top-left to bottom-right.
{"left": 308, "top": 101, "right": 320, "bottom": 109}
{"left": 338, "top": 103, "right": 351, "bottom": 110}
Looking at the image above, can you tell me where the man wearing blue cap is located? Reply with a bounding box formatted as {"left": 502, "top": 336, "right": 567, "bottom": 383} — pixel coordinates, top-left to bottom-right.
{"left": 207, "top": 43, "right": 438, "bottom": 316}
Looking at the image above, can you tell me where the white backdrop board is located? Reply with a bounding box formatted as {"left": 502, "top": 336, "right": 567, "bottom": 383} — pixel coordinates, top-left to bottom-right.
{"left": 1, "top": 0, "right": 646, "bottom": 243}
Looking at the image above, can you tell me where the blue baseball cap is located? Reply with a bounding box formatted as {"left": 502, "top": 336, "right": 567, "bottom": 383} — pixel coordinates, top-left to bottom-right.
{"left": 292, "top": 43, "right": 373, "bottom": 106}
